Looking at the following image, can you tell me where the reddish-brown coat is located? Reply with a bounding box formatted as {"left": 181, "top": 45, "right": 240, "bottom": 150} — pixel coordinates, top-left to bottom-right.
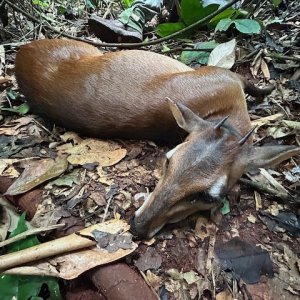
{"left": 15, "top": 39, "right": 299, "bottom": 238}
{"left": 15, "top": 39, "right": 250, "bottom": 143}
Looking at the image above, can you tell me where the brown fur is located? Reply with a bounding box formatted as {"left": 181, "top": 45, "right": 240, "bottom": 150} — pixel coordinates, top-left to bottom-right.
{"left": 16, "top": 39, "right": 298, "bottom": 239}
{"left": 16, "top": 39, "right": 252, "bottom": 144}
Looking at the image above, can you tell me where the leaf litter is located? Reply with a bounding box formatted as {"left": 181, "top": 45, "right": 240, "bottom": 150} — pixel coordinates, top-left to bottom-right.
{"left": 0, "top": 1, "right": 300, "bottom": 298}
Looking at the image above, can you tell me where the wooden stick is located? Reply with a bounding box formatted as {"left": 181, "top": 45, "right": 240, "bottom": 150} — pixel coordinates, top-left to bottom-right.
{"left": 0, "top": 219, "right": 129, "bottom": 271}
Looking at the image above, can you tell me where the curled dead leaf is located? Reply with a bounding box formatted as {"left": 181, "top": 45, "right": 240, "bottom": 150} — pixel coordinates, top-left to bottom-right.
{"left": 5, "top": 157, "right": 68, "bottom": 196}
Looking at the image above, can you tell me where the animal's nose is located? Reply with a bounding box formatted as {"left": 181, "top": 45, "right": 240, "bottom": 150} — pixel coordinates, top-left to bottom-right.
{"left": 129, "top": 217, "right": 149, "bottom": 240}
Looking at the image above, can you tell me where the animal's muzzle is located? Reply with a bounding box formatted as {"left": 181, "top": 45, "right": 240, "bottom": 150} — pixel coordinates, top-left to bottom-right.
{"left": 129, "top": 217, "right": 150, "bottom": 239}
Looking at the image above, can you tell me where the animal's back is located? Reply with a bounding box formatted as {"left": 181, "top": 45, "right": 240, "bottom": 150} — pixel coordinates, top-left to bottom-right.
{"left": 15, "top": 39, "right": 247, "bottom": 142}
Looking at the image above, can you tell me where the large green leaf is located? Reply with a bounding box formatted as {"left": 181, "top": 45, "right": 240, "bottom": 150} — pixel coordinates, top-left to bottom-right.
{"left": 195, "top": 40, "right": 219, "bottom": 50}
{"left": 180, "top": 40, "right": 219, "bottom": 65}
{"left": 156, "top": 22, "right": 186, "bottom": 37}
{"left": 0, "top": 214, "right": 62, "bottom": 300}
{"left": 234, "top": 19, "right": 261, "bottom": 34}
{"left": 7, "top": 214, "right": 39, "bottom": 252}
{"left": 156, "top": 0, "right": 227, "bottom": 37}
{"left": 215, "top": 18, "right": 233, "bottom": 32}
{"left": 181, "top": 51, "right": 210, "bottom": 65}
{"left": 209, "top": 8, "right": 242, "bottom": 27}
{"left": 215, "top": 18, "right": 261, "bottom": 35}
{"left": 0, "top": 275, "right": 62, "bottom": 300}
{"left": 181, "top": 0, "right": 219, "bottom": 25}
{"left": 0, "top": 276, "right": 43, "bottom": 300}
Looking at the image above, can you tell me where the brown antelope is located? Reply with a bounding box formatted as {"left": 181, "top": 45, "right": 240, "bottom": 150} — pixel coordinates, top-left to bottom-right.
{"left": 15, "top": 39, "right": 300, "bottom": 238}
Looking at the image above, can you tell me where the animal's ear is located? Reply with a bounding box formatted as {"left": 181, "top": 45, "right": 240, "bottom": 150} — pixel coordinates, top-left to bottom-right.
{"left": 246, "top": 145, "right": 300, "bottom": 173}
{"left": 166, "top": 98, "right": 210, "bottom": 133}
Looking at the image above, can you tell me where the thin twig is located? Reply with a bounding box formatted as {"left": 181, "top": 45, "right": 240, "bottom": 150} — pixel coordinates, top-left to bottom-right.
{"left": 5, "top": 0, "right": 240, "bottom": 48}
{"left": 31, "top": 118, "right": 61, "bottom": 141}
{"left": 163, "top": 47, "right": 212, "bottom": 54}
{"left": 102, "top": 195, "right": 113, "bottom": 222}
{"left": 265, "top": 53, "right": 300, "bottom": 62}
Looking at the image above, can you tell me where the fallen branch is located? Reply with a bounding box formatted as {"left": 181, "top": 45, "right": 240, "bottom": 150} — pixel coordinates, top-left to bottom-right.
{"left": 0, "top": 219, "right": 130, "bottom": 271}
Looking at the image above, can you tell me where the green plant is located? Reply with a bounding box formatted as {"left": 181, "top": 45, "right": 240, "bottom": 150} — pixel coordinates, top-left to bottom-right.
{"left": 180, "top": 40, "right": 219, "bottom": 65}
{"left": 1, "top": 103, "right": 30, "bottom": 115}
{"left": 215, "top": 18, "right": 260, "bottom": 34}
{"left": 156, "top": 0, "right": 261, "bottom": 37}
{"left": 122, "top": 0, "right": 135, "bottom": 9}
{"left": 32, "top": 0, "right": 49, "bottom": 9}
{"left": 272, "top": 0, "right": 282, "bottom": 7}
{"left": 0, "top": 214, "right": 62, "bottom": 300}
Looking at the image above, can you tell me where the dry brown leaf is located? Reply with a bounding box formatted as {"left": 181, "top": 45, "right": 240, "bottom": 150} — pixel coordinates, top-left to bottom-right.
{"left": 134, "top": 247, "right": 162, "bottom": 271}
{"left": 0, "top": 116, "right": 33, "bottom": 135}
{"left": 62, "top": 139, "right": 120, "bottom": 154}
{"left": 60, "top": 131, "right": 83, "bottom": 144}
{"left": 195, "top": 216, "right": 216, "bottom": 241}
{"left": 261, "top": 59, "right": 270, "bottom": 79}
{"left": 145, "top": 270, "right": 163, "bottom": 291}
{"left": 5, "top": 157, "right": 68, "bottom": 195}
{"left": 0, "top": 158, "right": 43, "bottom": 178}
{"left": 251, "top": 113, "right": 283, "bottom": 128}
{"left": 247, "top": 214, "right": 257, "bottom": 223}
{"left": 267, "top": 203, "right": 283, "bottom": 216}
{"left": 250, "top": 49, "right": 263, "bottom": 77}
{"left": 0, "top": 160, "right": 9, "bottom": 175}
{"left": 0, "top": 205, "right": 10, "bottom": 242}
{"left": 58, "top": 139, "right": 127, "bottom": 167}
{"left": 254, "top": 191, "right": 262, "bottom": 210}
{"left": 30, "top": 197, "right": 69, "bottom": 228}
{"left": 2, "top": 166, "right": 20, "bottom": 178}
{"left": 89, "top": 191, "right": 106, "bottom": 206}
{"left": 216, "top": 289, "right": 233, "bottom": 300}
{"left": 0, "top": 76, "right": 13, "bottom": 84}
{"left": 282, "top": 120, "right": 300, "bottom": 130}
{"left": 68, "top": 148, "right": 127, "bottom": 166}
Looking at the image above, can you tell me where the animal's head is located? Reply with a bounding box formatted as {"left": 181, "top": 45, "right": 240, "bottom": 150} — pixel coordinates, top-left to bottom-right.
{"left": 131, "top": 99, "right": 300, "bottom": 239}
